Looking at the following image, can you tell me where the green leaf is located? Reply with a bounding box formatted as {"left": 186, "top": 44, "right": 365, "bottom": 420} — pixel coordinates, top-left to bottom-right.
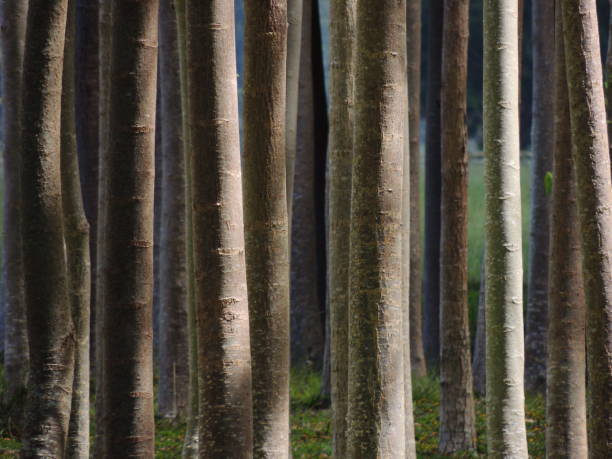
{"left": 544, "top": 171, "right": 553, "bottom": 196}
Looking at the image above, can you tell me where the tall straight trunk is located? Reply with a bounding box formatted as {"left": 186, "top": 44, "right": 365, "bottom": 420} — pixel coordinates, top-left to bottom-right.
{"left": 439, "top": 0, "right": 476, "bottom": 453}
{"left": 472, "top": 257, "right": 486, "bottom": 396}
{"left": 347, "top": 0, "right": 407, "bottom": 456}
{"left": 483, "top": 0, "right": 529, "bottom": 456}
{"left": 546, "top": 7, "right": 588, "bottom": 455}
{"left": 102, "top": 1, "right": 158, "bottom": 456}
{"left": 187, "top": 2, "right": 254, "bottom": 456}
{"left": 175, "top": 0, "right": 199, "bottom": 455}
{"left": 158, "top": 0, "right": 189, "bottom": 420}
{"left": 153, "top": 82, "right": 163, "bottom": 363}
{"left": 61, "top": 3, "right": 91, "bottom": 456}
{"left": 607, "top": 1, "right": 612, "bottom": 167}
{"left": 20, "top": 0, "right": 74, "bottom": 455}
{"left": 424, "top": 0, "right": 443, "bottom": 369}
{"left": 328, "top": 0, "right": 355, "bottom": 455}
{"left": 561, "top": 0, "right": 612, "bottom": 455}
{"left": 243, "top": 0, "right": 289, "bottom": 456}
{"left": 291, "top": 0, "right": 325, "bottom": 370}
{"left": 407, "top": 0, "right": 426, "bottom": 379}
{"left": 0, "top": 0, "right": 29, "bottom": 409}
{"left": 525, "top": 0, "right": 555, "bottom": 394}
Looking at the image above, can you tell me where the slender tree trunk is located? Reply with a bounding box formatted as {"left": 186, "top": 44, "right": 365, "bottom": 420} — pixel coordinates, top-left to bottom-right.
{"left": 606, "top": 0, "right": 612, "bottom": 167}
{"left": 61, "top": 3, "right": 91, "bottom": 456}
{"left": 175, "top": 0, "right": 199, "bottom": 455}
{"left": 525, "top": 0, "right": 554, "bottom": 394}
{"left": 102, "top": 2, "right": 158, "bottom": 456}
{"left": 187, "top": 2, "right": 254, "bottom": 456}
{"left": 158, "top": 0, "right": 189, "bottom": 421}
{"left": 243, "top": 0, "right": 290, "bottom": 456}
{"left": 290, "top": 0, "right": 325, "bottom": 370}
{"left": 329, "top": 0, "right": 355, "bottom": 455}
{"left": 561, "top": 0, "right": 612, "bottom": 455}
{"left": 546, "top": 7, "right": 588, "bottom": 455}
{"left": 472, "top": 257, "right": 486, "bottom": 396}
{"left": 153, "top": 81, "right": 163, "bottom": 364}
{"left": 20, "top": 0, "right": 74, "bottom": 455}
{"left": 439, "top": 0, "right": 476, "bottom": 453}
{"left": 407, "top": 0, "right": 426, "bottom": 379}
{"left": 424, "top": 0, "right": 443, "bottom": 369}
{"left": 347, "top": 0, "right": 407, "bottom": 456}
{"left": 483, "top": 0, "right": 529, "bottom": 456}
{"left": 0, "top": 0, "right": 29, "bottom": 411}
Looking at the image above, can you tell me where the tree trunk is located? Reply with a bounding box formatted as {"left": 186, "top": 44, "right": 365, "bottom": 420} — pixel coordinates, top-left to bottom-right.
{"left": 607, "top": 0, "right": 612, "bottom": 167}
{"left": 290, "top": 0, "right": 325, "bottom": 370}
{"left": 424, "top": 0, "right": 443, "bottom": 369}
{"left": 243, "top": 0, "right": 290, "bottom": 456}
{"left": 545, "top": 7, "right": 588, "bottom": 455}
{"left": 61, "top": 3, "right": 91, "bottom": 456}
{"left": 187, "top": 2, "right": 254, "bottom": 456}
{"left": 483, "top": 0, "right": 529, "bottom": 456}
{"left": 153, "top": 81, "right": 163, "bottom": 364}
{"left": 407, "top": 0, "right": 426, "bottom": 380}
{"left": 20, "top": 0, "right": 74, "bottom": 455}
{"left": 561, "top": 0, "right": 612, "bottom": 455}
{"left": 102, "top": 1, "right": 158, "bottom": 456}
{"left": 158, "top": 0, "right": 189, "bottom": 421}
{"left": 439, "top": 0, "right": 476, "bottom": 453}
{"left": 525, "top": 0, "right": 554, "bottom": 394}
{"left": 347, "top": 0, "right": 407, "bottom": 455}
{"left": 0, "top": 0, "right": 29, "bottom": 412}
{"left": 472, "top": 257, "right": 486, "bottom": 396}
{"left": 328, "top": 0, "right": 355, "bottom": 455}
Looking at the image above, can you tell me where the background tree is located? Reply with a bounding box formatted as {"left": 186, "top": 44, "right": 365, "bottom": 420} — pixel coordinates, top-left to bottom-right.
{"left": 20, "top": 0, "right": 74, "bottom": 454}
{"left": 243, "top": 0, "right": 290, "bottom": 455}
{"left": 187, "top": 1, "right": 254, "bottom": 455}
{"left": 346, "top": 0, "right": 408, "bottom": 455}
{"left": 472, "top": 259, "right": 486, "bottom": 396}
{"left": 483, "top": 0, "right": 528, "bottom": 455}
{"left": 0, "top": 0, "right": 29, "bottom": 413}
{"left": 546, "top": 6, "right": 588, "bottom": 454}
{"left": 102, "top": 1, "right": 158, "bottom": 455}
{"left": 561, "top": 0, "right": 612, "bottom": 454}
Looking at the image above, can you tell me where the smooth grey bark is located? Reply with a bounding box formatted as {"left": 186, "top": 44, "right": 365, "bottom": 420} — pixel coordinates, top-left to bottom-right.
{"left": 158, "top": 0, "right": 189, "bottom": 421}
{"left": 472, "top": 257, "right": 486, "bottom": 396}
{"left": 153, "top": 80, "right": 162, "bottom": 363}
{"left": 524, "top": 0, "right": 555, "bottom": 394}
{"left": 20, "top": 0, "right": 74, "bottom": 455}
{"left": 328, "top": 0, "right": 355, "bottom": 455}
{"left": 545, "top": 8, "right": 588, "bottom": 455}
{"left": 346, "top": 0, "right": 408, "bottom": 456}
{"left": 0, "top": 0, "right": 29, "bottom": 411}
{"left": 561, "top": 0, "right": 612, "bottom": 455}
{"left": 483, "top": 0, "right": 529, "bottom": 456}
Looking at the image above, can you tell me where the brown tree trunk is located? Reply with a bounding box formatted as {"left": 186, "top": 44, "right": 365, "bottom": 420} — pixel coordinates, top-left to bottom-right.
{"left": 472, "top": 257, "right": 486, "bottom": 396}
{"left": 347, "top": 0, "right": 408, "bottom": 455}
{"left": 102, "top": 1, "right": 158, "bottom": 456}
{"left": 424, "top": 0, "right": 443, "bottom": 369}
{"left": 0, "top": 0, "right": 29, "bottom": 413}
{"left": 525, "top": 0, "right": 554, "bottom": 394}
{"left": 561, "top": 0, "right": 612, "bottom": 455}
{"left": 439, "top": 0, "right": 476, "bottom": 453}
{"left": 158, "top": 0, "right": 189, "bottom": 421}
{"left": 545, "top": 7, "right": 588, "bottom": 455}
{"left": 243, "top": 0, "right": 290, "bottom": 456}
{"left": 20, "top": 0, "right": 74, "bottom": 455}
{"left": 407, "top": 0, "right": 426, "bottom": 380}
{"left": 187, "top": 1, "right": 254, "bottom": 456}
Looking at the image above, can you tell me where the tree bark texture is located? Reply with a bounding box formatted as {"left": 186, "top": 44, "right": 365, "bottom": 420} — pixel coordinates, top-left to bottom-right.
{"left": 525, "top": 0, "right": 555, "bottom": 394}
{"left": 0, "top": 0, "right": 29, "bottom": 409}
{"left": 329, "top": 0, "right": 355, "bottom": 455}
{"left": 158, "top": 0, "right": 189, "bottom": 421}
{"left": 407, "top": 0, "right": 426, "bottom": 380}
{"left": 606, "top": 0, "right": 612, "bottom": 167}
{"left": 153, "top": 81, "right": 163, "bottom": 363}
{"left": 243, "top": 0, "right": 290, "bottom": 456}
{"left": 62, "top": 3, "right": 91, "bottom": 457}
{"left": 483, "top": 0, "right": 529, "bottom": 456}
{"left": 472, "top": 257, "right": 486, "bottom": 396}
{"left": 347, "top": 0, "right": 407, "bottom": 456}
{"left": 424, "top": 0, "right": 443, "bottom": 369}
{"left": 102, "top": 1, "right": 158, "bottom": 456}
{"left": 561, "top": 0, "right": 612, "bottom": 455}
{"left": 20, "top": 0, "right": 74, "bottom": 455}
{"left": 187, "top": 1, "right": 254, "bottom": 456}
{"left": 545, "top": 8, "right": 588, "bottom": 455}
{"left": 439, "top": 0, "right": 476, "bottom": 453}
